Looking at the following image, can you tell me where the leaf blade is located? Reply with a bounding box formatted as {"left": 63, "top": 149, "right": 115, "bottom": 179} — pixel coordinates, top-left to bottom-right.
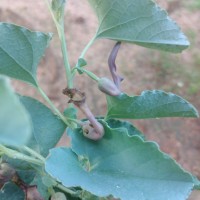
{"left": 106, "top": 90, "right": 199, "bottom": 120}
{"left": 0, "top": 76, "right": 31, "bottom": 146}
{"left": 0, "top": 23, "right": 52, "bottom": 86}
{"left": 19, "top": 96, "right": 67, "bottom": 157}
{"left": 0, "top": 183, "right": 25, "bottom": 200}
{"left": 45, "top": 124, "right": 194, "bottom": 200}
{"left": 89, "top": 0, "right": 189, "bottom": 53}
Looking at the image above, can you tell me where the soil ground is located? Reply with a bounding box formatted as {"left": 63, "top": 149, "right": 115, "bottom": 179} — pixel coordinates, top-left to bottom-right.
{"left": 0, "top": 0, "right": 200, "bottom": 199}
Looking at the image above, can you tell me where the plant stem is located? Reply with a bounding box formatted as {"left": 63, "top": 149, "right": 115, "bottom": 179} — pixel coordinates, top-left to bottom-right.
{"left": 0, "top": 145, "right": 43, "bottom": 166}
{"left": 59, "top": 27, "right": 73, "bottom": 88}
{"left": 0, "top": 144, "right": 76, "bottom": 196}
{"left": 44, "top": 0, "right": 60, "bottom": 28}
{"left": 80, "top": 68, "right": 100, "bottom": 82}
{"left": 53, "top": 181, "right": 76, "bottom": 196}
{"left": 80, "top": 36, "right": 96, "bottom": 59}
{"left": 22, "top": 146, "right": 45, "bottom": 162}
{"left": 37, "top": 86, "right": 70, "bottom": 126}
{"left": 44, "top": 0, "right": 73, "bottom": 88}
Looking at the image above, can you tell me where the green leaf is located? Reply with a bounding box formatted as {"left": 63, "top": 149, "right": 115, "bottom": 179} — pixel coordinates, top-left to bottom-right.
{"left": 0, "top": 76, "right": 31, "bottom": 146}
{"left": 77, "top": 58, "right": 87, "bottom": 68}
{"left": 45, "top": 124, "right": 194, "bottom": 200}
{"left": 17, "top": 169, "right": 36, "bottom": 184}
{"left": 0, "top": 183, "right": 25, "bottom": 200}
{"left": 31, "top": 174, "right": 51, "bottom": 200}
{"left": 0, "top": 23, "right": 52, "bottom": 86}
{"left": 63, "top": 107, "right": 77, "bottom": 119}
{"left": 19, "top": 96, "right": 67, "bottom": 157}
{"left": 106, "top": 90, "right": 199, "bottom": 120}
{"left": 106, "top": 119, "right": 145, "bottom": 139}
{"left": 89, "top": 0, "right": 189, "bottom": 53}
{"left": 192, "top": 175, "right": 200, "bottom": 190}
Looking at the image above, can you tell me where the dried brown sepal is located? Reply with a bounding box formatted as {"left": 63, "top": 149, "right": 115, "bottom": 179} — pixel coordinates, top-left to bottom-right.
{"left": 62, "top": 88, "right": 86, "bottom": 107}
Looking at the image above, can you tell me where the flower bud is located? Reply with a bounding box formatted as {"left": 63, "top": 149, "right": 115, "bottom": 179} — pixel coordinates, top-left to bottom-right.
{"left": 98, "top": 77, "right": 121, "bottom": 96}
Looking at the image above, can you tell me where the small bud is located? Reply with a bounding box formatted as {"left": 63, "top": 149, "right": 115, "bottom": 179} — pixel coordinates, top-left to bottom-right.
{"left": 98, "top": 77, "right": 121, "bottom": 96}
{"left": 82, "top": 121, "right": 104, "bottom": 140}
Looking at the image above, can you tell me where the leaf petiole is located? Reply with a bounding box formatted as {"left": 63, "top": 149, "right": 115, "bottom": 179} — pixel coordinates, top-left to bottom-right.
{"left": 74, "top": 67, "right": 100, "bottom": 82}
{"left": 44, "top": 0, "right": 73, "bottom": 88}
{"left": 0, "top": 145, "right": 43, "bottom": 166}
{"left": 79, "top": 35, "right": 96, "bottom": 59}
{"left": 22, "top": 146, "right": 45, "bottom": 162}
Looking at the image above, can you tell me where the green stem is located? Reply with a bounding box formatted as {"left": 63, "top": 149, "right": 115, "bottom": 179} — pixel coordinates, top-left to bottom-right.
{"left": 37, "top": 86, "right": 70, "bottom": 126}
{"left": 59, "top": 27, "right": 73, "bottom": 88}
{"left": 22, "top": 146, "right": 45, "bottom": 162}
{"left": 80, "top": 36, "right": 96, "bottom": 59}
{"left": 44, "top": 0, "right": 60, "bottom": 28}
{"left": 53, "top": 181, "right": 76, "bottom": 196}
{"left": 0, "top": 145, "right": 43, "bottom": 166}
{"left": 44, "top": 0, "right": 73, "bottom": 88}
{"left": 71, "top": 36, "right": 96, "bottom": 80}
{"left": 0, "top": 144, "right": 77, "bottom": 196}
{"left": 77, "top": 68, "right": 100, "bottom": 82}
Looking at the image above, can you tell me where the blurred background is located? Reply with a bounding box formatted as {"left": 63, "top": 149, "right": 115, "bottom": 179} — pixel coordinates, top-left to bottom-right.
{"left": 0, "top": 0, "right": 199, "bottom": 199}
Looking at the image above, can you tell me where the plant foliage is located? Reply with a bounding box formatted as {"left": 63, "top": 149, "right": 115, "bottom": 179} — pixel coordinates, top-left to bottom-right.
{"left": 0, "top": 0, "right": 199, "bottom": 200}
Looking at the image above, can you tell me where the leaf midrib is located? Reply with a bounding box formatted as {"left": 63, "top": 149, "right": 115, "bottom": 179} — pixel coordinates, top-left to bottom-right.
{"left": 0, "top": 45, "right": 35, "bottom": 80}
